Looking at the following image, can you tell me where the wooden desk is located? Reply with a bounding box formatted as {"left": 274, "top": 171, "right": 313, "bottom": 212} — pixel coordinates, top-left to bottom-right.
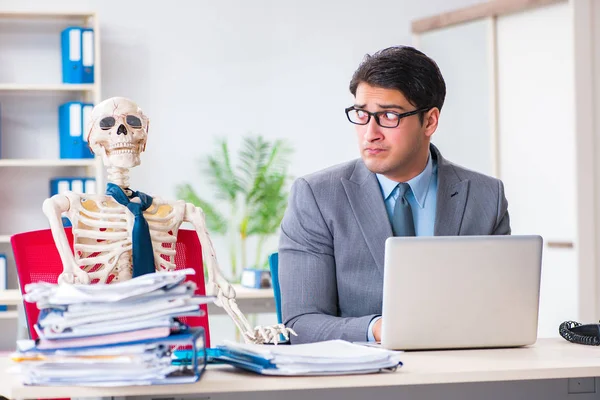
{"left": 0, "top": 285, "right": 276, "bottom": 315}
{"left": 1, "top": 339, "right": 600, "bottom": 400}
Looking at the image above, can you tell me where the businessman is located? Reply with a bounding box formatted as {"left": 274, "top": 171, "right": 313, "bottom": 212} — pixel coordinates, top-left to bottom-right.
{"left": 278, "top": 45, "right": 511, "bottom": 344}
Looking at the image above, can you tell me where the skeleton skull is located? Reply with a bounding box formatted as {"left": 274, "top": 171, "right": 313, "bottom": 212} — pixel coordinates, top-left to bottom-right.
{"left": 87, "top": 97, "right": 149, "bottom": 169}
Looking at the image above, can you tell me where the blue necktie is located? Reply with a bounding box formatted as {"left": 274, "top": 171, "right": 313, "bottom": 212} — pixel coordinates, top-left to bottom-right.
{"left": 106, "top": 183, "right": 155, "bottom": 277}
{"left": 392, "top": 183, "right": 416, "bottom": 237}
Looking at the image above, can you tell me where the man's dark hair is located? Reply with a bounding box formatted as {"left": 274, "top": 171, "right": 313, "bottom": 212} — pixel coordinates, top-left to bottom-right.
{"left": 349, "top": 46, "right": 446, "bottom": 122}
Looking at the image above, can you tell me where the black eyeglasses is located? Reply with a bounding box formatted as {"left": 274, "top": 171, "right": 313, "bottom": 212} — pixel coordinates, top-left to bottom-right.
{"left": 344, "top": 106, "right": 431, "bottom": 128}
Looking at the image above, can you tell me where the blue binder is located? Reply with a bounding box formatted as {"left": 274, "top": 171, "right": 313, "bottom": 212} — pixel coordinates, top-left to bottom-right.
{"left": 59, "top": 102, "right": 83, "bottom": 159}
{"left": 49, "top": 177, "right": 96, "bottom": 227}
{"left": 0, "top": 254, "right": 6, "bottom": 311}
{"left": 81, "top": 28, "right": 94, "bottom": 83}
{"left": 84, "top": 177, "right": 97, "bottom": 194}
{"left": 59, "top": 102, "right": 95, "bottom": 159}
{"left": 61, "top": 27, "right": 83, "bottom": 84}
{"left": 81, "top": 103, "right": 95, "bottom": 158}
{"left": 50, "top": 177, "right": 96, "bottom": 196}
{"left": 50, "top": 177, "right": 74, "bottom": 227}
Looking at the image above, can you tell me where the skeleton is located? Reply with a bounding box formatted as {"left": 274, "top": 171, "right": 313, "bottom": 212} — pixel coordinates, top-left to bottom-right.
{"left": 42, "top": 97, "right": 295, "bottom": 345}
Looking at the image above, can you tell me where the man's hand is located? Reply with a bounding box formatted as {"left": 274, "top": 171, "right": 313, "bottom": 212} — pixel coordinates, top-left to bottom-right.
{"left": 373, "top": 318, "right": 382, "bottom": 342}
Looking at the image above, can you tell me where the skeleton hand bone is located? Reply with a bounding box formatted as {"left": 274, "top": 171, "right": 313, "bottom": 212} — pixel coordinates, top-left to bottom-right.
{"left": 211, "top": 280, "right": 297, "bottom": 344}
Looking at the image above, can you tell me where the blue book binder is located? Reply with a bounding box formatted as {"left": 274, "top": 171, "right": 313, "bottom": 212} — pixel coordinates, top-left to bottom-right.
{"left": 0, "top": 254, "right": 6, "bottom": 312}
{"left": 59, "top": 102, "right": 83, "bottom": 159}
{"left": 81, "top": 28, "right": 94, "bottom": 83}
{"left": 50, "top": 177, "right": 96, "bottom": 196}
{"left": 50, "top": 177, "right": 74, "bottom": 227}
{"left": 81, "top": 103, "right": 95, "bottom": 158}
{"left": 61, "top": 27, "right": 83, "bottom": 84}
{"left": 84, "top": 177, "right": 97, "bottom": 194}
{"left": 50, "top": 177, "right": 95, "bottom": 227}
{"left": 59, "top": 102, "right": 95, "bottom": 159}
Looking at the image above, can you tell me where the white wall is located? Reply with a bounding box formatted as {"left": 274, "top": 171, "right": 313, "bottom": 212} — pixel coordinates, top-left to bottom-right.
{"left": 413, "top": 1, "right": 589, "bottom": 338}
{"left": 594, "top": 0, "right": 600, "bottom": 321}
{"left": 496, "top": 2, "right": 577, "bottom": 338}
{"left": 418, "top": 18, "right": 496, "bottom": 177}
{"left": 1, "top": 0, "right": 487, "bottom": 269}
{"left": 0, "top": 0, "right": 488, "bottom": 344}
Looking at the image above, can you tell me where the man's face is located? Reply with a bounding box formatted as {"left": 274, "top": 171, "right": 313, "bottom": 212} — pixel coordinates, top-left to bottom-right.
{"left": 353, "top": 83, "right": 437, "bottom": 182}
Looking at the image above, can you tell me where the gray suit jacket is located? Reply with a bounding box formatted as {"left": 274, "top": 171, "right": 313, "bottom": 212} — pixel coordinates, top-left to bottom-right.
{"left": 278, "top": 144, "right": 510, "bottom": 344}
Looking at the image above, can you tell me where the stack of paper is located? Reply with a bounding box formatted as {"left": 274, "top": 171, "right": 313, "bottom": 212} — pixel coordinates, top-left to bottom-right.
{"left": 10, "top": 269, "right": 214, "bottom": 386}
{"left": 213, "top": 340, "right": 403, "bottom": 376}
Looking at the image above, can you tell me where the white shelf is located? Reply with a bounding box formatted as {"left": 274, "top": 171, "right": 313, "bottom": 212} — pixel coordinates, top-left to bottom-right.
{"left": 0, "top": 159, "right": 95, "bottom": 167}
{"left": 0, "top": 291, "right": 20, "bottom": 306}
{"left": 0, "top": 11, "right": 94, "bottom": 19}
{"left": 0, "top": 10, "right": 103, "bottom": 309}
{"left": 0, "top": 311, "right": 18, "bottom": 320}
{"left": 0, "top": 83, "right": 96, "bottom": 92}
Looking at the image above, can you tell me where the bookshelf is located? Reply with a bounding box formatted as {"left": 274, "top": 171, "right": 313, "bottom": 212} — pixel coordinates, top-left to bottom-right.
{"left": 0, "top": 83, "right": 97, "bottom": 92}
{"left": 0, "top": 11, "right": 102, "bottom": 338}
{"left": 0, "top": 158, "right": 97, "bottom": 167}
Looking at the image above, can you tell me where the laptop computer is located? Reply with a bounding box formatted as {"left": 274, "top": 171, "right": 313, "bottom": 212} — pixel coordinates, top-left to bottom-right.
{"left": 381, "top": 235, "right": 543, "bottom": 350}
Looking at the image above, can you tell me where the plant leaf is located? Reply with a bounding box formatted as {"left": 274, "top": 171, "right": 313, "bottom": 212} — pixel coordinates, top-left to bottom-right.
{"left": 246, "top": 172, "right": 289, "bottom": 236}
{"left": 203, "top": 139, "right": 240, "bottom": 202}
{"left": 237, "top": 135, "right": 270, "bottom": 199}
{"left": 175, "top": 183, "right": 228, "bottom": 234}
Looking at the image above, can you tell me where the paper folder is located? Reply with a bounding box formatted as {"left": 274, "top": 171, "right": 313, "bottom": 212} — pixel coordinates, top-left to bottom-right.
{"left": 58, "top": 102, "right": 82, "bottom": 159}
{"left": 59, "top": 102, "right": 95, "bottom": 159}
{"left": 211, "top": 339, "right": 403, "bottom": 376}
{"left": 15, "top": 328, "right": 207, "bottom": 386}
{"left": 61, "top": 27, "right": 94, "bottom": 84}
{"left": 49, "top": 177, "right": 97, "bottom": 227}
{"left": 81, "top": 28, "right": 94, "bottom": 83}
{"left": 81, "top": 103, "right": 94, "bottom": 158}
{"left": 61, "top": 27, "right": 82, "bottom": 84}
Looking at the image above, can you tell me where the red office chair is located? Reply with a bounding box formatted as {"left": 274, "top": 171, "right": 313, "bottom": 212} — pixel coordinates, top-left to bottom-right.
{"left": 10, "top": 228, "right": 211, "bottom": 347}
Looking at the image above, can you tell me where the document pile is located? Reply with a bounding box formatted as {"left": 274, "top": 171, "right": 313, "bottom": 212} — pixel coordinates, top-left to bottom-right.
{"left": 10, "top": 269, "right": 213, "bottom": 386}
{"left": 213, "top": 339, "right": 403, "bottom": 376}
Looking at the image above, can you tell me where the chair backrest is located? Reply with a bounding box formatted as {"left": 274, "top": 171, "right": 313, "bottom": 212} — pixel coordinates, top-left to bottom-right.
{"left": 11, "top": 228, "right": 210, "bottom": 346}
{"left": 268, "top": 252, "right": 282, "bottom": 324}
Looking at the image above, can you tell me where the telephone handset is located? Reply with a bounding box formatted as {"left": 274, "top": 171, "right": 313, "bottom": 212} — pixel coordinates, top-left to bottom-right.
{"left": 559, "top": 321, "right": 600, "bottom": 345}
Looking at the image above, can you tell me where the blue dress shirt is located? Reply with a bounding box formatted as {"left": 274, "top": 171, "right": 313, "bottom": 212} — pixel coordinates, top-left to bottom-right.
{"left": 367, "top": 152, "right": 438, "bottom": 341}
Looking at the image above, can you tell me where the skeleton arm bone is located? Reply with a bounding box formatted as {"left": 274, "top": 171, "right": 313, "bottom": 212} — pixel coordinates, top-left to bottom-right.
{"left": 42, "top": 193, "right": 89, "bottom": 284}
{"left": 183, "top": 203, "right": 253, "bottom": 335}
{"left": 183, "top": 203, "right": 296, "bottom": 344}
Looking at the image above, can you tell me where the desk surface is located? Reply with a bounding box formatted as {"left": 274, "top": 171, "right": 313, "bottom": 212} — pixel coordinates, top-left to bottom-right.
{"left": 0, "top": 285, "right": 274, "bottom": 306}
{"left": 1, "top": 338, "right": 600, "bottom": 399}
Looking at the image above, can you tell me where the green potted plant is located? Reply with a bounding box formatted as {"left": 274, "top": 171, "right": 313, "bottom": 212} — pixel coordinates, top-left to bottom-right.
{"left": 176, "top": 135, "right": 293, "bottom": 285}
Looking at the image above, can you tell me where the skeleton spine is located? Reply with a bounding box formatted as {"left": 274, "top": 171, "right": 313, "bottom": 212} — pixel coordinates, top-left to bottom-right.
{"left": 107, "top": 166, "right": 130, "bottom": 188}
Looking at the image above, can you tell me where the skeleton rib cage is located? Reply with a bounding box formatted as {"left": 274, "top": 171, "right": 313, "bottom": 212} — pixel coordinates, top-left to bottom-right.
{"left": 65, "top": 192, "right": 185, "bottom": 285}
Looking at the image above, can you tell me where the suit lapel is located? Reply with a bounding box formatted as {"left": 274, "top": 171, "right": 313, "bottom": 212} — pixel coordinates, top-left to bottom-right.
{"left": 432, "top": 145, "right": 469, "bottom": 236}
{"left": 342, "top": 161, "right": 391, "bottom": 275}
{"left": 340, "top": 145, "right": 469, "bottom": 271}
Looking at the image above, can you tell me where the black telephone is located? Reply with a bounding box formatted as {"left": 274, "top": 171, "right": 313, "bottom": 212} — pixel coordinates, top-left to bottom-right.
{"left": 559, "top": 321, "right": 600, "bottom": 345}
